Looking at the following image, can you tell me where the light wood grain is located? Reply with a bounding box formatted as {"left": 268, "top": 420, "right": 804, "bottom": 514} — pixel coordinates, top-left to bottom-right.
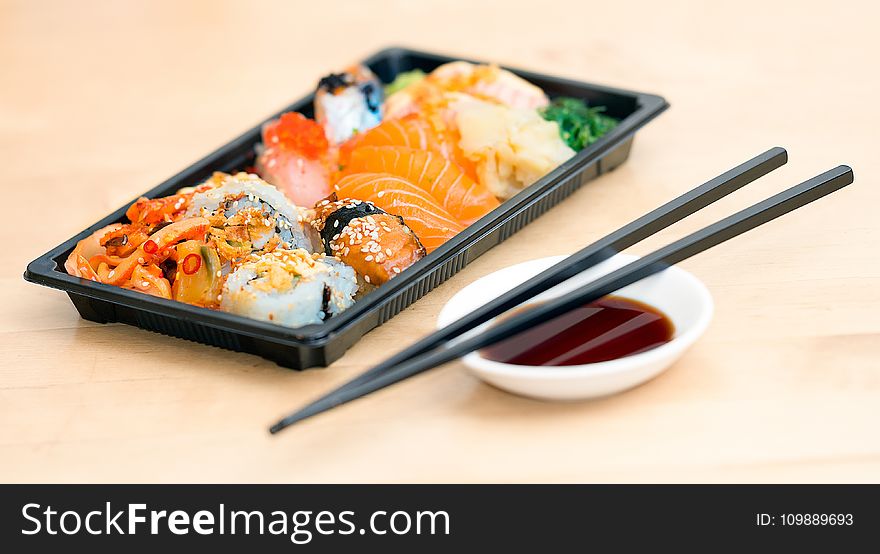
{"left": 1, "top": 0, "right": 878, "bottom": 483}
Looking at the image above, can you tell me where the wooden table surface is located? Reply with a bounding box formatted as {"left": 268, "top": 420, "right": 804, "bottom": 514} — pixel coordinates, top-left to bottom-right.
{"left": 2, "top": 0, "right": 878, "bottom": 483}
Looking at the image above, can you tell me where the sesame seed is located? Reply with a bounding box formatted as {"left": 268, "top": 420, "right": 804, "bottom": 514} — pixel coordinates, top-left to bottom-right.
{"left": 364, "top": 275, "right": 371, "bottom": 283}
{"left": 392, "top": 267, "right": 401, "bottom": 274}
{"left": 385, "top": 248, "right": 393, "bottom": 256}
{"left": 141, "top": 281, "right": 150, "bottom": 287}
{"left": 334, "top": 220, "right": 339, "bottom": 228}
{"left": 365, "top": 255, "right": 373, "bottom": 262}
{"left": 377, "top": 191, "right": 385, "bottom": 198}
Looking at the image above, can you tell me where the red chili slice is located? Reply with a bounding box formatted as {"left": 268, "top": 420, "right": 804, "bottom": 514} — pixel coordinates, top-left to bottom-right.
{"left": 143, "top": 240, "right": 158, "bottom": 254}
{"left": 182, "top": 253, "right": 202, "bottom": 275}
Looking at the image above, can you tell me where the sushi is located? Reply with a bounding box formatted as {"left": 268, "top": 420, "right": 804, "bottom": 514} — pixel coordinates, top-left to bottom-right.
{"left": 383, "top": 61, "right": 549, "bottom": 120}
{"left": 312, "top": 196, "right": 425, "bottom": 285}
{"left": 186, "top": 172, "right": 319, "bottom": 255}
{"left": 221, "top": 249, "right": 358, "bottom": 327}
{"left": 314, "top": 65, "right": 383, "bottom": 144}
{"left": 431, "top": 61, "right": 549, "bottom": 110}
{"left": 337, "top": 114, "right": 480, "bottom": 183}
{"left": 63, "top": 57, "right": 619, "bottom": 332}
{"left": 333, "top": 172, "right": 464, "bottom": 253}
{"left": 343, "top": 146, "right": 500, "bottom": 224}
{"left": 255, "top": 112, "right": 333, "bottom": 207}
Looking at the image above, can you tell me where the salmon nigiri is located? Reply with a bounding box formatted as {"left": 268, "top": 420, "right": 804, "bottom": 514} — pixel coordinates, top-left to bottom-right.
{"left": 343, "top": 146, "right": 500, "bottom": 225}
{"left": 334, "top": 172, "right": 464, "bottom": 252}
{"left": 338, "top": 115, "right": 479, "bottom": 181}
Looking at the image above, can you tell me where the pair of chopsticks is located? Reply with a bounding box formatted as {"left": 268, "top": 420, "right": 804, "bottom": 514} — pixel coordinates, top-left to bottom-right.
{"left": 270, "top": 147, "right": 853, "bottom": 433}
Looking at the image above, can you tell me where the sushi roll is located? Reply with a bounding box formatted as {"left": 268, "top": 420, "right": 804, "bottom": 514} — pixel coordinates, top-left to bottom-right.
{"left": 185, "top": 172, "right": 319, "bottom": 258}
{"left": 333, "top": 173, "right": 464, "bottom": 253}
{"left": 315, "top": 65, "right": 383, "bottom": 144}
{"left": 220, "top": 249, "right": 358, "bottom": 327}
{"left": 255, "top": 112, "right": 333, "bottom": 207}
{"left": 312, "top": 196, "right": 426, "bottom": 286}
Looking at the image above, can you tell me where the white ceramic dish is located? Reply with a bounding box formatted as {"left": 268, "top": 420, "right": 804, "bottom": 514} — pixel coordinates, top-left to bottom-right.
{"left": 436, "top": 254, "right": 713, "bottom": 400}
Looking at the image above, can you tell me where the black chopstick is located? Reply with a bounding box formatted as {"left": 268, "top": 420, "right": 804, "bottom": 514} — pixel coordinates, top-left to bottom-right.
{"left": 271, "top": 165, "right": 853, "bottom": 432}
{"left": 269, "top": 147, "right": 790, "bottom": 433}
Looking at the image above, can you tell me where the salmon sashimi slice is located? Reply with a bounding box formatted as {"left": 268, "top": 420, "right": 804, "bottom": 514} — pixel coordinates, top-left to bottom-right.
{"left": 338, "top": 115, "right": 480, "bottom": 182}
{"left": 339, "top": 115, "right": 441, "bottom": 162}
{"left": 334, "top": 172, "right": 464, "bottom": 252}
{"left": 343, "top": 146, "right": 500, "bottom": 225}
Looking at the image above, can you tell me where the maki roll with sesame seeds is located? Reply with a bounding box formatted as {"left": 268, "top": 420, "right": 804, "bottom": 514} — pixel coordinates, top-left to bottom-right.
{"left": 220, "top": 249, "right": 358, "bottom": 327}
{"left": 312, "top": 195, "right": 425, "bottom": 286}
{"left": 185, "top": 172, "right": 320, "bottom": 259}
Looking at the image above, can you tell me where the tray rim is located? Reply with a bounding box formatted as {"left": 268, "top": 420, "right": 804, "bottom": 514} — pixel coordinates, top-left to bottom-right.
{"left": 24, "top": 45, "right": 669, "bottom": 348}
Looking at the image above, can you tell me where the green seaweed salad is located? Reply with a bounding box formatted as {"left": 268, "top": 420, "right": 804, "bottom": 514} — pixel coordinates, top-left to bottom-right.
{"left": 539, "top": 97, "right": 618, "bottom": 151}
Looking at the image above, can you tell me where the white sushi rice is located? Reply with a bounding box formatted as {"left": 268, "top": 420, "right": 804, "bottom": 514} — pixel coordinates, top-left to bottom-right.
{"left": 220, "top": 249, "right": 357, "bottom": 328}
{"left": 316, "top": 88, "right": 382, "bottom": 144}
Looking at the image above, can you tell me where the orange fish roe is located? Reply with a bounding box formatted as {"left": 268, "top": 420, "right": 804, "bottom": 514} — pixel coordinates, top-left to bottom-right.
{"left": 262, "top": 112, "right": 329, "bottom": 160}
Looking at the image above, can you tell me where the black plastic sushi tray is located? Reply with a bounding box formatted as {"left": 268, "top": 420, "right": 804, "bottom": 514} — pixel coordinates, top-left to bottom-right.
{"left": 24, "top": 46, "right": 668, "bottom": 369}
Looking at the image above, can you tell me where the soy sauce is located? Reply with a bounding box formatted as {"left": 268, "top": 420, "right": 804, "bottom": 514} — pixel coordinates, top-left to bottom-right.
{"left": 480, "top": 296, "right": 674, "bottom": 366}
